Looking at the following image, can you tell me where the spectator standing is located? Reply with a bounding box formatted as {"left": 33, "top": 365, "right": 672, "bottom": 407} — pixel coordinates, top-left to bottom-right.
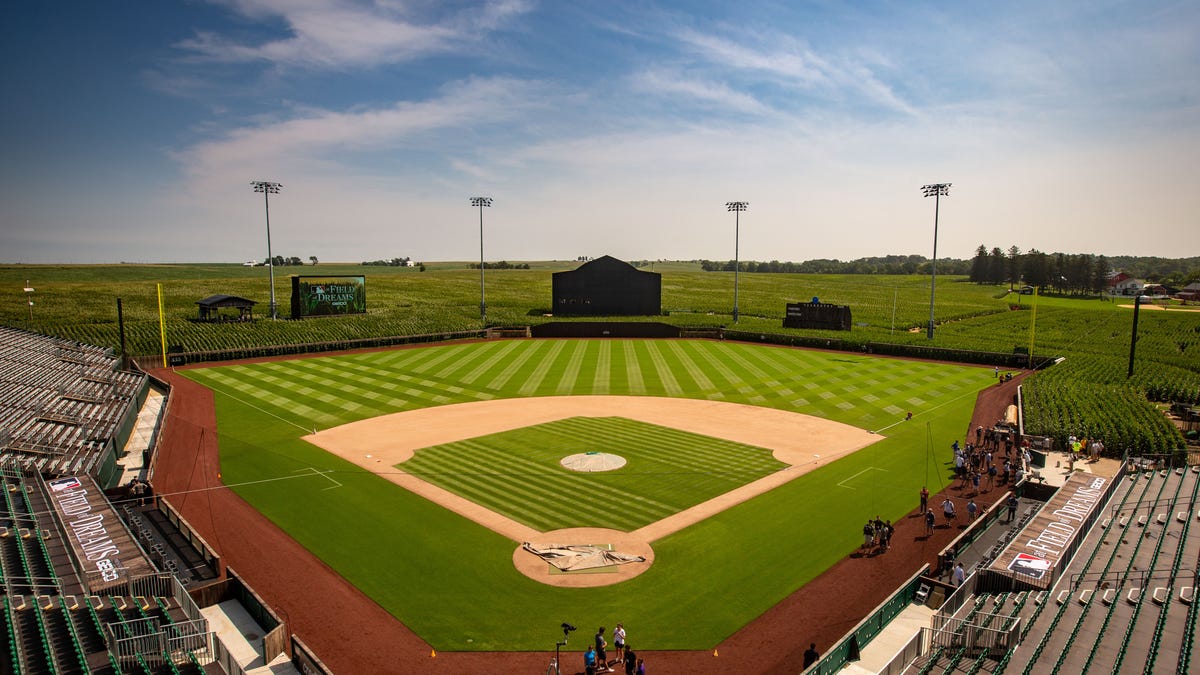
{"left": 803, "top": 642, "right": 820, "bottom": 668}
{"left": 613, "top": 623, "right": 626, "bottom": 665}
{"left": 585, "top": 645, "right": 597, "bottom": 675}
{"left": 925, "top": 508, "right": 936, "bottom": 535}
{"left": 920, "top": 486, "right": 929, "bottom": 514}
{"left": 967, "top": 499, "right": 978, "bottom": 521}
{"left": 1006, "top": 495, "right": 1019, "bottom": 523}
{"left": 595, "top": 627, "right": 610, "bottom": 671}
{"left": 952, "top": 563, "right": 966, "bottom": 587}
{"left": 942, "top": 498, "right": 957, "bottom": 526}
{"left": 623, "top": 645, "right": 637, "bottom": 675}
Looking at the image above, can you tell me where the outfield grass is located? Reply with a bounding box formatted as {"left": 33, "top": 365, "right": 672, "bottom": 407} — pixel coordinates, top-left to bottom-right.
{"left": 186, "top": 339, "right": 989, "bottom": 650}
{"left": 404, "top": 417, "right": 787, "bottom": 531}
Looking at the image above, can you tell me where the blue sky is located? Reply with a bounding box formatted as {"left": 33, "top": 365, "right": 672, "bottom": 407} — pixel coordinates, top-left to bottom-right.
{"left": 1, "top": 1, "right": 1197, "bottom": 264}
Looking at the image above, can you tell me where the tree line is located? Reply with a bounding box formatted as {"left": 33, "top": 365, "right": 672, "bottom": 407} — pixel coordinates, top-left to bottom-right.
{"left": 696, "top": 250, "right": 1199, "bottom": 290}
{"left": 262, "top": 255, "right": 317, "bottom": 266}
{"left": 698, "top": 255, "right": 970, "bottom": 275}
{"left": 969, "top": 247, "right": 1200, "bottom": 292}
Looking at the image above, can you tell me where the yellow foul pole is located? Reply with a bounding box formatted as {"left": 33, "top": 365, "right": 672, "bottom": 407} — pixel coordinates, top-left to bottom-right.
{"left": 157, "top": 283, "right": 168, "bottom": 367}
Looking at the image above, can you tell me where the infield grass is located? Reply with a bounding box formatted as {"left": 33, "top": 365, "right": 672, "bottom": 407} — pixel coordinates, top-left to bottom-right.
{"left": 404, "top": 416, "right": 787, "bottom": 531}
{"left": 186, "top": 339, "right": 989, "bottom": 650}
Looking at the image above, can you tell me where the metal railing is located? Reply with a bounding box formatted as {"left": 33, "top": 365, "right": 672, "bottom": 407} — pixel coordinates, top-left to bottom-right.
{"left": 802, "top": 564, "right": 931, "bottom": 674}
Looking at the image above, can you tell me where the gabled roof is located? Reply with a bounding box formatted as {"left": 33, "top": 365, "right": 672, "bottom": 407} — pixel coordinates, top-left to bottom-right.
{"left": 574, "top": 255, "right": 639, "bottom": 273}
{"left": 196, "top": 294, "right": 257, "bottom": 308}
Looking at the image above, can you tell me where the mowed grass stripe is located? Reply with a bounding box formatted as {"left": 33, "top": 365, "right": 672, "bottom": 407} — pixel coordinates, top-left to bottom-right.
{"left": 457, "top": 340, "right": 526, "bottom": 386}
{"left": 407, "top": 440, "right": 669, "bottom": 529}
{"left": 330, "top": 360, "right": 474, "bottom": 405}
{"left": 623, "top": 341, "right": 647, "bottom": 394}
{"left": 403, "top": 417, "right": 782, "bottom": 530}
{"left": 717, "top": 343, "right": 774, "bottom": 381}
{"left": 431, "top": 340, "right": 513, "bottom": 381}
{"left": 696, "top": 343, "right": 756, "bottom": 393}
{"left": 198, "top": 368, "right": 339, "bottom": 426}
{"left": 665, "top": 341, "right": 717, "bottom": 392}
{"left": 562, "top": 417, "right": 779, "bottom": 476}
{"left": 268, "top": 361, "right": 393, "bottom": 418}
{"left": 518, "top": 340, "right": 567, "bottom": 396}
{"left": 555, "top": 341, "right": 589, "bottom": 395}
{"left": 486, "top": 339, "right": 552, "bottom": 391}
{"left": 592, "top": 341, "right": 611, "bottom": 394}
{"left": 642, "top": 341, "right": 685, "bottom": 397}
{"left": 420, "top": 435, "right": 676, "bottom": 519}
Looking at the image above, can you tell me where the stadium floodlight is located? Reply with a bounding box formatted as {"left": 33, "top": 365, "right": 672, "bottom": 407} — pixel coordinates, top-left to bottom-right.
{"left": 1127, "top": 294, "right": 1150, "bottom": 378}
{"left": 726, "top": 201, "right": 748, "bottom": 323}
{"left": 471, "top": 197, "right": 493, "bottom": 328}
{"left": 251, "top": 180, "right": 284, "bottom": 319}
{"left": 23, "top": 280, "right": 34, "bottom": 321}
{"left": 920, "top": 183, "right": 951, "bottom": 339}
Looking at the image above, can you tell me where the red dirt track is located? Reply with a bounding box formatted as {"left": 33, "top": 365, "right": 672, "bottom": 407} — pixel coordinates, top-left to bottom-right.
{"left": 149, "top": 357, "right": 1027, "bottom": 675}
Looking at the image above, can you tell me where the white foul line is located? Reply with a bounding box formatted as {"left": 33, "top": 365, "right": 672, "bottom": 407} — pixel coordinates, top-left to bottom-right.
{"left": 837, "top": 466, "right": 888, "bottom": 490}
{"left": 293, "top": 467, "right": 344, "bottom": 491}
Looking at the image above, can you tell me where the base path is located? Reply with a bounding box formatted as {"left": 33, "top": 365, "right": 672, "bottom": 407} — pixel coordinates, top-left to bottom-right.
{"left": 305, "top": 395, "right": 878, "bottom": 587}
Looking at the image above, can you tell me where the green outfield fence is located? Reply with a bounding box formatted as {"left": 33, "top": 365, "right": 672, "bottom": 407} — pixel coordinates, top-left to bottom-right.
{"left": 132, "top": 324, "right": 1056, "bottom": 370}
{"left": 803, "top": 564, "right": 932, "bottom": 674}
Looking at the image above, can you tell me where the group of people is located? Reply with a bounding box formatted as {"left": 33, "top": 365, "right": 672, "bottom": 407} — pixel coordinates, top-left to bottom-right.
{"left": 1068, "top": 435, "right": 1105, "bottom": 462}
{"left": 953, "top": 436, "right": 1032, "bottom": 498}
{"left": 860, "top": 516, "right": 895, "bottom": 554}
{"left": 125, "top": 477, "right": 151, "bottom": 505}
{"left": 585, "top": 624, "right": 643, "bottom": 675}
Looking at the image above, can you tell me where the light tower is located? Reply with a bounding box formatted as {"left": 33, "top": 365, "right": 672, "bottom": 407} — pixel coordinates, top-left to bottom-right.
{"left": 471, "top": 197, "right": 493, "bottom": 327}
{"left": 726, "top": 201, "right": 748, "bottom": 323}
{"left": 920, "top": 183, "right": 950, "bottom": 339}
{"left": 251, "top": 181, "right": 283, "bottom": 319}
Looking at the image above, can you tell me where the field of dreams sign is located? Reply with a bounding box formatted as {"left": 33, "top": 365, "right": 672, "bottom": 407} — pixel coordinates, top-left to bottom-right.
{"left": 290, "top": 275, "right": 367, "bottom": 319}
{"left": 46, "top": 475, "right": 154, "bottom": 592}
{"left": 990, "top": 472, "right": 1109, "bottom": 588}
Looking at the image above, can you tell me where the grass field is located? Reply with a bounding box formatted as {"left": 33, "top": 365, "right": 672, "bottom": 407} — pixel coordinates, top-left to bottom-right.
{"left": 184, "top": 338, "right": 990, "bottom": 650}
{"left": 404, "top": 416, "right": 787, "bottom": 532}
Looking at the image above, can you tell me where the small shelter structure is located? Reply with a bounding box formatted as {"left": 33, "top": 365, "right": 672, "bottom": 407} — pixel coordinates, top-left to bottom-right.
{"left": 552, "top": 255, "right": 661, "bottom": 316}
{"left": 196, "top": 294, "right": 257, "bottom": 322}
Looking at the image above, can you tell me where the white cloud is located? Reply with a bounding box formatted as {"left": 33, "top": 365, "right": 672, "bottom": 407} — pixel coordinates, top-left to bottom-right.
{"left": 670, "top": 27, "right": 917, "bottom": 116}
{"left": 176, "top": 76, "right": 549, "bottom": 184}
{"left": 178, "top": 0, "right": 533, "bottom": 68}
{"left": 629, "top": 69, "right": 772, "bottom": 116}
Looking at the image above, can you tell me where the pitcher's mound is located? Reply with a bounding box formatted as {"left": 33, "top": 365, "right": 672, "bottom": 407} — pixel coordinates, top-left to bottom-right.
{"left": 561, "top": 452, "right": 626, "bottom": 472}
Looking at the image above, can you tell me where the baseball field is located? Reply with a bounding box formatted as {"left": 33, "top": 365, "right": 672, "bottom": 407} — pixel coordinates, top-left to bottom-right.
{"left": 183, "top": 337, "right": 991, "bottom": 651}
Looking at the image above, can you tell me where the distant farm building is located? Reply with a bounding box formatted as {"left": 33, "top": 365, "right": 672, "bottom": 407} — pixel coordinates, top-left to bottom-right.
{"left": 552, "top": 256, "right": 661, "bottom": 316}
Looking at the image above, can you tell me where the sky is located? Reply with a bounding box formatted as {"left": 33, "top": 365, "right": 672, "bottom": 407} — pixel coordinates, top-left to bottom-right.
{"left": 1, "top": 1, "right": 1198, "bottom": 265}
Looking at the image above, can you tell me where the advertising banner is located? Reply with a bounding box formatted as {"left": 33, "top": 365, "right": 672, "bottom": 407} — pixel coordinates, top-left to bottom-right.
{"left": 290, "top": 275, "right": 367, "bottom": 319}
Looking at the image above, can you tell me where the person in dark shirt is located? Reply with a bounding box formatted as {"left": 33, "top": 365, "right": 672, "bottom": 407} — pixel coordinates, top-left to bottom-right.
{"left": 803, "top": 642, "right": 819, "bottom": 668}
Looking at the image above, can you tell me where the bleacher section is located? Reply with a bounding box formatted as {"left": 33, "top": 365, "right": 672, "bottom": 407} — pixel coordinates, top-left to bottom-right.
{"left": 0, "top": 466, "right": 215, "bottom": 674}
{"left": 910, "top": 459, "right": 1200, "bottom": 674}
{"left": 0, "top": 327, "right": 148, "bottom": 482}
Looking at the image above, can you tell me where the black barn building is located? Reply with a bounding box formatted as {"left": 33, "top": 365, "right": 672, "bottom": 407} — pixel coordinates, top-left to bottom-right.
{"left": 552, "top": 256, "right": 661, "bottom": 316}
